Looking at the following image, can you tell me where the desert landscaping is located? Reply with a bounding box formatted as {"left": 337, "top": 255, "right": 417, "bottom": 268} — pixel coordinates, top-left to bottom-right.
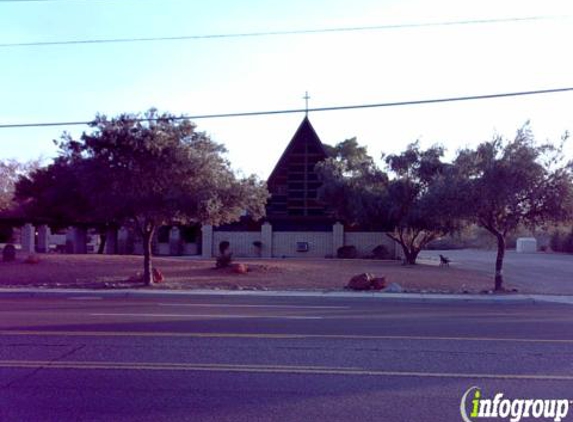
{"left": 0, "top": 252, "right": 499, "bottom": 293}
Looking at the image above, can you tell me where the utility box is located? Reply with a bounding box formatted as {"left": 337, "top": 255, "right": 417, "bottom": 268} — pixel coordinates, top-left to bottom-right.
{"left": 516, "top": 237, "right": 537, "bottom": 253}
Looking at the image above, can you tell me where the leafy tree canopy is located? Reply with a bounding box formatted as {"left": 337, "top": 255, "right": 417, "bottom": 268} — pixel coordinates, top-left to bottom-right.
{"left": 452, "top": 124, "right": 573, "bottom": 290}
{"left": 16, "top": 109, "right": 269, "bottom": 284}
{"left": 0, "top": 158, "right": 42, "bottom": 214}
{"left": 317, "top": 139, "right": 460, "bottom": 264}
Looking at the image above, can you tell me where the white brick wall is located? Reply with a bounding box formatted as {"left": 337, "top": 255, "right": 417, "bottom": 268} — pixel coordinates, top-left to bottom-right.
{"left": 210, "top": 230, "right": 397, "bottom": 258}
{"left": 272, "top": 232, "right": 333, "bottom": 258}
{"left": 345, "top": 232, "right": 397, "bottom": 258}
{"left": 184, "top": 243, "right": 198, "bottom": 255}
{"left": 213, "top": 232, "right": 261, "bottom": 257}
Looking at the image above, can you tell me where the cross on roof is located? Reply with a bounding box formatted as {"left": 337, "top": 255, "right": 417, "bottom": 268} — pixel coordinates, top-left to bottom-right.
{"left": 303, "top": 91, "right": 310, "bottom": 116}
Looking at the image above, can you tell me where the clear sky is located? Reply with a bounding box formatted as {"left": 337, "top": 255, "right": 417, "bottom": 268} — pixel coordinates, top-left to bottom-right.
{"left": 1, "top": 0, "right": 572, "bottom": 178}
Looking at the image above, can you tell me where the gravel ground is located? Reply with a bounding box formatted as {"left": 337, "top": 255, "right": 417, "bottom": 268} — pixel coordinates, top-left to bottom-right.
{"left": 0, "top": 252, "right": 499, "bottom": 293}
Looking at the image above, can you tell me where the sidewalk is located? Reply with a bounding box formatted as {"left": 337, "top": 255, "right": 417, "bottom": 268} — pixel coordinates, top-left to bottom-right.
{"left": 1, "top": 287, "right": 572, "bottom": 305}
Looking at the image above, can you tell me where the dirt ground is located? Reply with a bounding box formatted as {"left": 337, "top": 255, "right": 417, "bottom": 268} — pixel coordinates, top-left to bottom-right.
{"left": 0, "top": 252, "right": 503, "bottom": 293}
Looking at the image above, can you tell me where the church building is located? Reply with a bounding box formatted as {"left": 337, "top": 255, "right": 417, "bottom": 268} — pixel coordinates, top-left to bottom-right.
{"left": 200, "top": 116, "right": 398, "bottom": 259}
{"left": 8, "top": 116, "right": 398, "bottom": 259}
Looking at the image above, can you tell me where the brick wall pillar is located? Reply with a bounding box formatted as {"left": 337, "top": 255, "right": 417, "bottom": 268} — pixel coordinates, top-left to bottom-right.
{"left": 261, "top": 222, "right": 273, "bottom": 258}
{"left": 36, "top": 224, "right": 50, "bottom": 253}
{"left": 21, "top": 223, "right": 35, "bottom": 254}
{"left": 333, "top": 222, "right": 344, "bottom": 257}
{"left": 201, "top": 225, "right": 213, "bottom": 258}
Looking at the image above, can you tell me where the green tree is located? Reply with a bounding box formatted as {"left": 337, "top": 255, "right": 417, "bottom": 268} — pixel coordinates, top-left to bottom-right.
{"left": 383, "top": 142, "right": 462, "bottom": 264}
{"left": 17, "top": 110, "right": 269, "bottom": 285}
{"left": 316, "top": 138, "right": 388, "bottom": 228}
{"left": 317, "top": 139, "right": 461, "bottom": 264}
{"left": 453, "top": 125, "right": 573, "bottom": 290}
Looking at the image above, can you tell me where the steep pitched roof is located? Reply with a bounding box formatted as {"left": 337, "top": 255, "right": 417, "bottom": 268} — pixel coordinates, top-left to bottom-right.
{"left": 266, "top": 117, "right": 329, "bottom": 219}
{"left": 267, "top": 116, "right": 327, "bottom": 187}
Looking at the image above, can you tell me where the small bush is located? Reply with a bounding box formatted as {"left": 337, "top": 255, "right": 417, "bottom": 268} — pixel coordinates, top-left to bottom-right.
{"left": 219, "top": 241, "right": 230, "bottom": 255}
{"left": 216, "top": 252, "right": 233, "bottom": 268}
{"left": 372, "top": 244, "right": 392, "bottom": 259}
{"left": 2, "top": 244, "right": 16, "bottom": 262}
{"left": 337, "top": 245, "right": 357, "bottom": 259}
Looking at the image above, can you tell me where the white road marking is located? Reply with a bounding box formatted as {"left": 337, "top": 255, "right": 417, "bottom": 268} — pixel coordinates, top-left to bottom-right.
{"left": 68, "top": 297, "right": 103, "bottom": 300}
{"left": 2, "top": 330, "right": 572, "bottom": 344}
{"left": 0, "top": 360, "right": 571, "bottom": 380}
{"left": 157, "top": 303, "right": 348, "bottom": 309}
{"left": 90, "top": 313, "right": 323, "bottom": 320}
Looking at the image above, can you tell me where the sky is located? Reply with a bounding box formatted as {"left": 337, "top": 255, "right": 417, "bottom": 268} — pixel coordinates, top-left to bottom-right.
{"left": 1, "top": 0, "right": 572, "bottom": 178}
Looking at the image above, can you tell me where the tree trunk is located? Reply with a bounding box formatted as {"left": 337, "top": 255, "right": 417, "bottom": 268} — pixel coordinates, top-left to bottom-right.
{"left": 401, "top": 244, "right": 420, "bottom": 265}
{"left": 142, "top": 227, "right": 155, "bottom": 286}
{"left": 97, "top": 233, "right": 107, "bottom": 255}
{"left": 494, "top": 233, "right": 506, "bottom": 291}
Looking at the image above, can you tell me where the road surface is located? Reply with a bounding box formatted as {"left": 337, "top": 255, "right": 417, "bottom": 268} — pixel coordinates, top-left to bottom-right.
{"left": 1, "top": 293, "right": 572, "bottom": 421}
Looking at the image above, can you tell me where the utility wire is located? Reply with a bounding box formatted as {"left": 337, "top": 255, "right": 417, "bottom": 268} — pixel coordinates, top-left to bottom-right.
{"left": 1, "top": 87, "right": 572, "bottom": 129}
{"left": 0, "top": 15, "right": 568, "bottom": 48}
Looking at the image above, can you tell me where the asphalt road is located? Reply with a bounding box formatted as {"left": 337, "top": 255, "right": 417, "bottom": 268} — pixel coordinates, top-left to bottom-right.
{"left": 420, "top": 249, "right": 573, "bottom": 294}
{"left": 1, "top": 293, "right": 573, "bottom": 422}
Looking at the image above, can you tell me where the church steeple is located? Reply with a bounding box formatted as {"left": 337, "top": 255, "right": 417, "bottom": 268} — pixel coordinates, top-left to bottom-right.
{"left": 266, "top": 116, "right": 328, "bottom": 220}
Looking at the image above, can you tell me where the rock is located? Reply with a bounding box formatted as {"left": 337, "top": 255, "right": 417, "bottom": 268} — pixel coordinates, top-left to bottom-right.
{"left": 370, "top": 277, "right": 387, "bottom": 290}
{"left": 232, "top": 263, "right": 248, "bottom": 274}
{"left": 152, "top": 268, "right": 164, "bottom": 283}
{"left": 23, "top": 254, "right": 40, "bottom": 265}
{"left": 346, "top": 273, "right": 374, "bottom": 290}
{"left": 2, "top": 244, "right": 16, "bottom": 262}
{"left": 383, "top": 282, "right": 403, "bottom": 293}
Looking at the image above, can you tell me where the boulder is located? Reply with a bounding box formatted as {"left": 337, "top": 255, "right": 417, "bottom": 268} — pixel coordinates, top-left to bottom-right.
{"left": 152, "top": 268, "right": 164, "bottom": 283}
{"left": 383, "top": 282, "right": 403, "bottom": 293}
{"left": 232, "top": 263, "right": 248, "bottom": 274}
{"left": 371, "top": 277, "right": 387, "bottom": 290}
{"left": 2, "top": 244, "right": 16, "bottom": 262}
{"left": 23, "top": 254, "right": 40, "bottom": 265}
{"left": 346, "top": 273, "right": 374, "bottom": 290}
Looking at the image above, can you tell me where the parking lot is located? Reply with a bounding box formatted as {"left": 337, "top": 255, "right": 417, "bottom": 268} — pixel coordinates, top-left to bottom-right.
{"left": 420, "top": 249, "right": 573, "bottom": 294}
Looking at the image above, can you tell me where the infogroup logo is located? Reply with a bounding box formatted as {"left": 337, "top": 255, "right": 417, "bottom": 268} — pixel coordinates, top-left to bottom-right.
{"left": 460, "top": 387, "right": 571, "bottom": 422}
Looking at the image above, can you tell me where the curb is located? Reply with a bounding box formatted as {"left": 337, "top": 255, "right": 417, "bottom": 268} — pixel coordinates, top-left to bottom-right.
{"left": 0, "top": 287, "right": 571, "bottom": 305}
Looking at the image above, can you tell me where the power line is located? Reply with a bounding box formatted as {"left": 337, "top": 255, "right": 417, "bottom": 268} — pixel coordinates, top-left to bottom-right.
{"left": 0, "top": 0, "right": 114, "bottom": 2}
{"left": 1, "top": 87, "right": 572, "bottom": 130}
{"left": 0, "top": 15, "right": 569, "bottom": 48}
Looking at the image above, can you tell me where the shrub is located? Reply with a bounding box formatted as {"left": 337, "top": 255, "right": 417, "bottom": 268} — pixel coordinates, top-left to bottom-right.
{"left": 215, "top": 252, "right": 233, "bottom": 268}
{"left": 372, "top": 244, "right": 392, "bottom": 259}
{"left": 337, "top": 245, "right": 357, "bottom": 259}
{"left": 218, "top": 241, "right": 230, "bottom": 255}
{"left": 2, "top": 244, "right": 16, "bottom": 262}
